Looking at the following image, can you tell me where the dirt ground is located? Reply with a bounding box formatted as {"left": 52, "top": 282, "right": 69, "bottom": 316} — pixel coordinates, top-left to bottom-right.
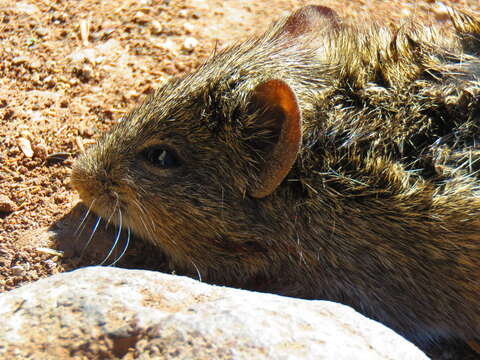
{"left": 1, "top": 0, "right": 479, "bottom": 357}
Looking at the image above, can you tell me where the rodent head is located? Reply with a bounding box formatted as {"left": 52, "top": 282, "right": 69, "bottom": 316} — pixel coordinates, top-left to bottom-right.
{"left": 71, "top": 75, "right": 302, "bottom": 265}
{"left": 70, "top": 6, "right": 335, "bottom": 271}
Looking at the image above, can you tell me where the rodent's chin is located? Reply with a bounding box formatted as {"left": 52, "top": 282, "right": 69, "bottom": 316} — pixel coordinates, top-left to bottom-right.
{"left": 77, "top": 191, "right": 123, "bottom": 225}
{"left": 71, "top": 178, "right": 119, "bottom": 222}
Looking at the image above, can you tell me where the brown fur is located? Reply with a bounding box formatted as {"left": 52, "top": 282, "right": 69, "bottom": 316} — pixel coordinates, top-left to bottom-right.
{"left": 71, "top": 5, "right": 480, "bottom": 352}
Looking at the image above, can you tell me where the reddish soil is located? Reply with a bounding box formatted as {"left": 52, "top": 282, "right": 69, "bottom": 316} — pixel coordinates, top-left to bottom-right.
{"left": 0, "top": 0, "right": 479, "bottom": 357}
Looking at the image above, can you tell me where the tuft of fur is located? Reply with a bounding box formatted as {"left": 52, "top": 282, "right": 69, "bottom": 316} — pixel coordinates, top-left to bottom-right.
{"left": 72, "top": 6, "right": 480, "bottom": 352}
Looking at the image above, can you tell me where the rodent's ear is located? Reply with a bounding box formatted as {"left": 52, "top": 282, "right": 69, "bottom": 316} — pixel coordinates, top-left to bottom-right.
{"left": 448, "top": 8, "right": 480, "bottom": 54}
{"left": 248, "top": 79, "right": 302, "bottom": 198}
{"left": 278, "top": 5, "right": 340, "bottom": 39}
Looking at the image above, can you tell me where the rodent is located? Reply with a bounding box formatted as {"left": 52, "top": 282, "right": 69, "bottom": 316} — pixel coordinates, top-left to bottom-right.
{"left": 71, "top": 5, "right": 480, "bottom": 355}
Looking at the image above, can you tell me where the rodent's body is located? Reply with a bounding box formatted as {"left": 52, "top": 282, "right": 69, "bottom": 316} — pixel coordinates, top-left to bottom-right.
{"left": 72, "top": 6, "right": 480, "bottom": 351}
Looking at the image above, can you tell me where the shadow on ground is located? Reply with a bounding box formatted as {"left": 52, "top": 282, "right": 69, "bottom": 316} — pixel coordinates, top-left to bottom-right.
{"left": 47, "top": 202, "right": 172, "bottom": 273}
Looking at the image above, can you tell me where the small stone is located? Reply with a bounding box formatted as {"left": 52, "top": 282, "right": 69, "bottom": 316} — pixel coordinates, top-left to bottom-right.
{"left": 29, "top": 60, "right": 42, "bottom": 69}
{"left": 178, "top": 9, "right": 188, "bottom": 18}
{"left": 15, "top": 2, "right": 39, "bottom": 15}
{"left": 3, "top": 109, "right": 14, "bottom": 120}
{"left": 43, "top": 260, "right": 57, "bottom": 273}
{"left": 28, "top": 111, "right": 42, "bottom": 122}
{"left": 32, "top": 142, "right": 48, "bottom": 159}
{"left": 72, "top": 64, "right": 93, "bottom": 83}
{"left": 12, "top": 56, "right": 30, "bottom": 65}
{"left": 159, "top": 39, "right": 177, "bottom": 53}
{"left": 11, "top": 265, "right": 26, "bottom": 277}
{"left": 54, "top": 194, "right": 64, "bottom": 204}
{"left": 18, "top": 137, "right": 33, "bottom": 158}
{"left": 79, "top": 19, "right": 90, "bottom": 46}
{"left": 43, "top": 75, "right": 55, "bottom": 87}
{"left": 0, "top": 195, "right": 16, "bottom": 213}
{"left": 133, "top": 11, "right": 149, "bottom": 25}
{"left": 20, "top": 130, "right": 31, "bottom": 138}
{"left": 151, "top": 20, "right": 163, "bottom": 35}
{"left": 96, "top": 39, "right": 120, "bottom": 55}
{"left": 35, "top": 27, "right": 49, "bottom": 37}
{"left": 183, "top": 22, "right": 194, "bottom": 34}
{"left": 182, "top": 37, "right": 198, "bottom": 52}
{"left": 69, "top": 48, "right": 96, "bottom": 65}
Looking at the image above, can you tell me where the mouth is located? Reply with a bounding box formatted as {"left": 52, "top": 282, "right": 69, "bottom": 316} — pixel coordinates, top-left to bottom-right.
{"left": 72, "top": 181, "right": 121, "bottom": 224}
{"left": 90, "top": 196, "right": 128, "bottom": 226}
{"left": 71, "top": 175, "right": 118, "bottom": 218}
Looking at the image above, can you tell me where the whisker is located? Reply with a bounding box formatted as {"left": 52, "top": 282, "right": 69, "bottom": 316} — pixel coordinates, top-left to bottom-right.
{"left": 80, "top": 215, "right": 102, "bottom": 258}
{"left": 190, "top": 260, "right": 202, "bottom": 282}
{"left": 134, "top": 198, "right": 171, "bottom": 244}
{"left": 109, "top": 226, "right": 131, "bottom": 267}
{"left": 75, "top": 199, "right": 96, "bottom": 237}
{"left": 105, "top": 194, "right": 119, "bottom": 228}
{"left": 100, "top": 209, "right": 123, "bottom": 266}
{"left": 134, "top": 199, "right": 152, "bottom": 234}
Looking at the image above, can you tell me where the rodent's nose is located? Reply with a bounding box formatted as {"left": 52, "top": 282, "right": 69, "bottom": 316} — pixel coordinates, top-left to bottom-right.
{"left": 71, "top": 159, "right": 118, "bottom": 203}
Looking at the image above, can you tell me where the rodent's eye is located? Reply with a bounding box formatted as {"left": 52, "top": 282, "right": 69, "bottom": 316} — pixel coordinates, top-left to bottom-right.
{"left": 141, "top": 146, "right": 181, "bottom": 168}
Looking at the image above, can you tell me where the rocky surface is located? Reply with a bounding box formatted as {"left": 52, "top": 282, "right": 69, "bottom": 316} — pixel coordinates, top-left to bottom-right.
{"left": 0, "top": 267, "right": 427, "bottom": 359}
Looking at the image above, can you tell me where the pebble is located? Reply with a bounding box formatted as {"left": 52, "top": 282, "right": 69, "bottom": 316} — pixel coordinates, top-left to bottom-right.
{"left": 73, "top": 64, "right": 93, "bottom": 83}
{"left": 34, "top": 27, "right": 49, "bottom": 38}
{"left": 182, "top": 37, "right": 198, "bottom": 52}
{"left": 178, "top": 9, "right": 189, "bottom": 18}
{"left": 54, "top": 194, "right": 64, "bottom": 204}
{"left": 12, "top": 56, "right": 30, "bottom": 65}
{"left": 33, "top": 142, "right": 48, "bottom": 159}
{"left": 0, "top": 195, "right": 16, "bottom": 213}
{"left": 79, "top": 126, "right": 94, "bottom": 138}
{"left": 15, "top": 2, "right": 39, "bottom": 15}
{"left": 159, "top": 39, "right": 177, "bottom": 54}
{"left": 151, "top": 20, "right": 163, "bottom": 35}
{"left": 133, "top": 11, "right": 149, "bottom": 25}
{"left": 69, "top": 48, "right": 96, "bottom": 65}
{"left": 183, "top": 22, "right": 195, "bottom": 34}
{"left": 30, "top": 60, "right": 42, "bottom": 69}
{"left": 11, "top": 265, "right": 26, "bottom": 277}
{"left": 18, "top": 137, "right": 34, "bottom": 158}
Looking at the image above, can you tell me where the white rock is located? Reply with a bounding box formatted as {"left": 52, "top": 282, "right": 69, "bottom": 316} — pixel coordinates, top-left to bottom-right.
{"left": 11, "top": 265, "right": 26, "bottom": 277}
{"left": 158, "top": 38, "right": 177, "bottom": 53}
{"left": 17, "top": 137, "right": 33, "bottom": 158}
{"left": 178, "top": 9, "right": 189, "bottom": 18}
{"left": 0, "top": 195, "right": 16, "bottom": 213}
{"left": 182, "top": 37, "right": 199, "bottom": 52}
{"left": 183, "top": 22, "right": 195, "bottom": 34}
{"left": 15, "top": 2, "right": 39, "bottom": 15}
{"left": 0, "top": 267, "right": 427, "bottom": 359}
{"left": 151, "top": 20, "right": 163, "bottom": 35}
{"left": 69, "top": 48, "right": 97, "bottom": 64}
